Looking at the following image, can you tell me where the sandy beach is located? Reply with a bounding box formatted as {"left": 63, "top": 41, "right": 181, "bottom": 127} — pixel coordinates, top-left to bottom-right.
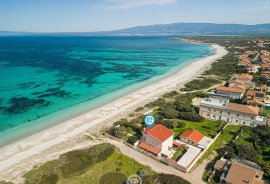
{"left": 0, "top": 44, "right": 228, "bottom": 183}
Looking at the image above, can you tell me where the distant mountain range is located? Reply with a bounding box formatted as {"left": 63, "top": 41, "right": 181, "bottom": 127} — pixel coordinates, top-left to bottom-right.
{"left": 1, "top": 23, "right": 270, "bottom": 36}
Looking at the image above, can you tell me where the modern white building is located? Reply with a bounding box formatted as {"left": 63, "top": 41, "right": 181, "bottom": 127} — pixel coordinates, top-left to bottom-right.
{"left": 199, "top": 96, "right": 266, "bottom": 127}
{"left": 215, "top": 86, "right": 245, "bottom": 99}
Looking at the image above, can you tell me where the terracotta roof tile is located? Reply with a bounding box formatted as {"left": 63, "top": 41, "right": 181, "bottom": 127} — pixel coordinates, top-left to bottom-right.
{"left": 225, "top": 162, "right": 264, "bottom": 184}
{"left": 229, "top": 80, "right": 245, "bottom": 85}
{"left": 179, "top": 130, "right": 204, "bottom": 143}
{"left": 247, "top": 90, "right": 255, "bottom": 96}
{"left": 227, "top": 102, "right": 259, "bottom": 115}
{"left": 144, "top": 124, "right": 174, "bottom": 142}
{"left": 237, "top": 73, "right": 253, "bottom": 80}
{"left": 247, "top": 99, "right": 265, "bottom": 106}
{"left": 138, "top": 142, "right": 161, "bottom": 155}
{"left": 216, "top": 86, "right": 245, "bottom": 93}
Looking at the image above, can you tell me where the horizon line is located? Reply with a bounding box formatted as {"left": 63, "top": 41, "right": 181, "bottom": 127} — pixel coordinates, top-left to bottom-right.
{"left": 1, "top": 22, "right": 270, "bottom": 34}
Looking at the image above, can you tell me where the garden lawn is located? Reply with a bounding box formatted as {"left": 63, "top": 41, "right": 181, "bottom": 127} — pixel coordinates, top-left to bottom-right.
{"left": 173, "top": 119, "right": 220, "bottom": 139}
{"left": 57, "top": 150, "right": 155, "bottom": 184}
{"left": 197, "top": 125, "right": 240, "bottom": 165}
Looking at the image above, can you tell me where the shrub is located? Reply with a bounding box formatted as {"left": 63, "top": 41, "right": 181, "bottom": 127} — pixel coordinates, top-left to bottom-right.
{"left": 163, "top": 91, "right": 179, "bottom": 98}
{"left": 127, "top": 136, "right": 138, "bottom": 145}
{"left": 159, "top": 104, "right": 179, "bottom": 119}
{"left": 59, "top": 143, "right": 115, "bottom": 177}
{"left": 145, "top": 98, "right": 166, "bottom": 108}
{"left": 135, "top": 107, "right": 145, "bottom": 112}
{"left": 159, "top": 120, "right": 185, "bottom": 129}
{"left": 179, "top": 112, "right": 204, "bottom": 122}
{"left": 108, "top": 126, "right": 127, "bottom": 138}
{"left": 143, "top": 174, "right": 191, "bottom": 184}
{"left": 99, "top": 172, "right": 127, "bottom": 184}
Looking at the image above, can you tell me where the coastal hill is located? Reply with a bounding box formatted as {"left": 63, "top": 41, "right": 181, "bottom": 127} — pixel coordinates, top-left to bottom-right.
{"left": 1, "top": 23, "right": 270, "bottom": 36}
{"left": 105, "top": 23, "right": 270, "bottom": 36}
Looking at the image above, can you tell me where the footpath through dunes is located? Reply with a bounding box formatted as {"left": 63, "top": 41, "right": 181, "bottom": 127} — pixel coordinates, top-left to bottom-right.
{"left": 0, "top": 44, "right": 228, "bottom": 182}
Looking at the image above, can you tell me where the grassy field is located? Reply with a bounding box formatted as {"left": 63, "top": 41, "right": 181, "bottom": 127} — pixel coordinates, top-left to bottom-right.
{"left": 173, "top": 119, "right": 220, "bottom": 138}
{"left": 197, "top": 125, "right": 240, "bottom": 165}
{"left": 57, "top": 150, "right": 155, "bottom": 184}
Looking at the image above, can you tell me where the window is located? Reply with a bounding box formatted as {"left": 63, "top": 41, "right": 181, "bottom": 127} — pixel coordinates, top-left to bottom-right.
{"left": 228, "top": 112, "right": 230, "bottom": 115}
{"left": 243, "top": 122, "right": 246, "bottom": 125}
{"left": 213, "top": 115, "right": 216, "bottom": 118}
{"left": 214, "top": 109, "right": 216, "bottom": 112}
{"left": 219, "top": 116, "right": 222, "bottom": 120}
{"left": 237, "top": 114, "right": 239, "bottom": 117}
{"left": 227, "top": 118, "right": 230, "bottom": 122}
{"left": 250, "top": 123, "right": 253, "bottom": 126}
{"left": 251, "top": 117, "right": 254, "bottom": 120}
{"left": 207, "top": 114, "right": 209, "bottom": 117}
{"left": 220, "top": 110, "right": 222, "bottom": 113}
{"left": 236, "top": 120, "right": 238, "bottom": 123}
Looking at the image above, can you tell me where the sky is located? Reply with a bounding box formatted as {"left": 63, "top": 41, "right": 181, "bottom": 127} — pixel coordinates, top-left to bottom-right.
{"left": 0, "top": 0, "right": 270, "bottom": 32}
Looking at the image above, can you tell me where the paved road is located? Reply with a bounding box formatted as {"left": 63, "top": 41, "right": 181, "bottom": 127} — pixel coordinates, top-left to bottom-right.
{"left": 105, "top": 138, "right": 206, "bottom": 184}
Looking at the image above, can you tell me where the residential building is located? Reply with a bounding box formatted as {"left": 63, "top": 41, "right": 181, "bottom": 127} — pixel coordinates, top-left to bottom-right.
{"left": 139, "top": 124, "right": 174, "bottom": 156}
{"left": 215, "top": 86, "right": 245, "bottom": 99}
{"left": 179, "top": 130, "right": 212, "bottom": 149}
{"left": 247, "top": 89, "right": 255, "bottom": 99}
{"left": 262, "top": 71, "right": 270, "bottom": 78}
{"left": 235, "top": 73, "right": 253, "bottom": 82}
{"left": 247, "top": 99, "right": 265, "bottom": 109}
{"left": 228, "top": 80, "right": 245, "bottom": 89}
{"left": 214, "top": 160, "right": 264, "bottom": 184}
{"left": 255, "top": 91, "right": 266, "bottom": 100}
{"left": 199, "top": 96, "right": 266, "bottom": 127}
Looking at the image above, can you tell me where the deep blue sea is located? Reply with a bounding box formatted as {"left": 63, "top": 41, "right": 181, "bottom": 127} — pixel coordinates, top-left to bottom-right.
{"left": 0, "top": 36, "right": 213, "bottom": 146}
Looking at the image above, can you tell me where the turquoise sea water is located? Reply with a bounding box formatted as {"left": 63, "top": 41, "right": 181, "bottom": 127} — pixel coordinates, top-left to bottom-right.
{"left": 0, "top": 36, "right": 213, "bottom": 147}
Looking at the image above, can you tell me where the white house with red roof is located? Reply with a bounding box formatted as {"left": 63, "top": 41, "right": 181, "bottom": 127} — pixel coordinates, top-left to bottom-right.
{"left": 179, "top": 130, "right": 212, "bottom": 149}
{"left": 138, "top": 124, "right": 174, "bottom": 156}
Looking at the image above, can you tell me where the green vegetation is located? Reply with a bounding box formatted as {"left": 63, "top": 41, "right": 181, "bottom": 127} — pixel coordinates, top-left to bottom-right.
{"left": 24, "top": 143, "right": 116, "bottom": 184}
{"left": 58, "top": 149, "right": 155, "bottom": 184}
{"left": 172, "top": 148, "right": 186, "bottom": 161}
{"left": 201, "top": 125, "right": 240, "bottom": 182}
{"left": 181, "top": 78, "right": 221, "bottom": 91}
{"left": 203, "top": 53, "right": 239, "bottom": 80}
{"left": 143, "top": 174, "right": 191, "bottom": 184}
{"left": 0, "top": 181, "right": 13, "bottom": 184}
{"left": 225, "top": 126, "right": 270, "bottom": 178}
{"left": 23, "top": 142, "right": 190, "bottom": 184}
{"left": 199, "top": 125, "right": 240, "bottom": 163}
{"left": 173, "top": 119, "right": 221, "bottom": 138}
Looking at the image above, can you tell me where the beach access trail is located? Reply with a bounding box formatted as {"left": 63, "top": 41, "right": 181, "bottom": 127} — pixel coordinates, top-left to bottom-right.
{"left": 0, "top": 44, "right": 228, "bottom": 183}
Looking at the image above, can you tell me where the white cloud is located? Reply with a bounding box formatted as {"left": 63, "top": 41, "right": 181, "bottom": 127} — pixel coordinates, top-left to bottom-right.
{"left": 103, "top": 0, "right": 177, "bottom": 9}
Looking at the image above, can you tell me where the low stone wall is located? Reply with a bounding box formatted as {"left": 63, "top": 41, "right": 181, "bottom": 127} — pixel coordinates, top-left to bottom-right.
{"left": 160, "top": 157, "right": 187, "bottom": 172}
{"left": 186, "top": 124, "right": 228, "bottom": 172}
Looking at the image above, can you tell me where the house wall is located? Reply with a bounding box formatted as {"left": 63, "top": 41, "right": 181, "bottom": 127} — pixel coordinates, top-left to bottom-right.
{"left": 199, "top": 104, "right": 266, "bottom": 127}
{"left": 142, "top": 134, "right": 162, "bottom": 150}
{"left": 179, "top": 137, "right": 199, "bottom": 147}
{"left": 216, "top": 90, "right": 244, "bottom": 99}
{"left": 229, "top": 83, "right": 244, "bottom": 89}
{"left": 161, "top": 135, "right": 173, "bottom": 151}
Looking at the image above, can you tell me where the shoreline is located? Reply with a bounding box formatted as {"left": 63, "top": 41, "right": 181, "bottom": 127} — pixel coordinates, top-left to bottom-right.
{"left": 0, "top": 43, "right": 212, "bottom": 148}
{"left": 0, "top": 44, "right": 228, "bottom": 182}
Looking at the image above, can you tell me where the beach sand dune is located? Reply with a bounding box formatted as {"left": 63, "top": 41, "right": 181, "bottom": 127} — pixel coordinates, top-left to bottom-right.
{"left": 0, "top": 44, "right": 228, "bottom": 183}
